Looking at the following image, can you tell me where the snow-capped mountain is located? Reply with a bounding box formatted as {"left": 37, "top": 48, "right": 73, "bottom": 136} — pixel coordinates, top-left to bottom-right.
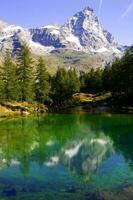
{"left": 30, "top": 7, "right": 122, "bottom": 55}
{"left": 62, "top": 7, "right": 119, "bottom": 53}
{"left": 0, "top": 6, "right": 125, "bottom": 70}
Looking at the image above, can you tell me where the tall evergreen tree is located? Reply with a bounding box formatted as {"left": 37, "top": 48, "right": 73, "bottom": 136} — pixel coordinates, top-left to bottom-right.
{"left": 68, "top": 68, "right": 80, "bottom": 96}
{"left": 102, "top": 67, "right": 112, "bottom": 91}
{"left": 80, "top": 68, "right": 103, "bottom": 93}
{"left": 51, "top": 68, "right": 80, "bottom": 105}
{"left": 17, "top": 43, "right": 35, "bottom": 102}
{"left": 51, "top": 68, "right": 68, "bottom": 104}
{"left": 0, "top": 65, "right": 4, "bottom": 100}
{"left": 2, "top": 53, "right": 19, "bottom": 101}
{"left": 35, "top": 57, "right": 50, "bottom": 103}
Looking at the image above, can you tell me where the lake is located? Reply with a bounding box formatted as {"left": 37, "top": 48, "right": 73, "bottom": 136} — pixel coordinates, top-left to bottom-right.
{"left": 0, "top": 113, "right": 133, "bottom": 200}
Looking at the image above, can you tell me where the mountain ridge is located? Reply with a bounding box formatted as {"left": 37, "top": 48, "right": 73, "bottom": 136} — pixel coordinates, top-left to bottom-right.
{"left": 0, "top": 6, "right": 127, "bottom": 72}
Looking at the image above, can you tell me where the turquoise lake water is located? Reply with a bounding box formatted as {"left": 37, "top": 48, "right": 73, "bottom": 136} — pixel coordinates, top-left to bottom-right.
{"left": 0, "top": 113, "right": 133, "bottom": 200}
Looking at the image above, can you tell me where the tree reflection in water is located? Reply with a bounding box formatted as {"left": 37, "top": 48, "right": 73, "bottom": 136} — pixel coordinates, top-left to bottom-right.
{"left": 0, "top": 114, "right": 133, "bottom": 200}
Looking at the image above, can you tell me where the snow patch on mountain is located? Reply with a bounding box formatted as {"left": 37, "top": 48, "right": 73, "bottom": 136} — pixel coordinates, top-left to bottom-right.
{"left": 29, "top": 40, "right": 55, "bottom": 54}
{"left": 51, "top": 30, "right": 60, "bottom": 35}
{"left": 65, "top": 33, "right": 81, "bottom": 47}
{"left": 96, "top": 48, "right": 109, "bottom": 53}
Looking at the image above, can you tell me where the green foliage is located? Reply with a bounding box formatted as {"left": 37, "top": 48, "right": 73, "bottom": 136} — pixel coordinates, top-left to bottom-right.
{"left": 68, "top": 68, "right": 81, "bottom": 95}
{"left": 112, "top": 51, "right": 133, "bottom": 95}
{"left": 102, "top": 67, "right": 112, "bottom": 91}
{"left": 80, "top": 68, "right": 103, "bottom": 93}
{"left": 0, "top": 42, "right": 132, "bottom": 108}
{"left": 103, "top": 51, "right": 132, "bottom": 94}
{"left": 35, "top": 57, "right": 51, "bottom": 103}
{"left": 2, "top": 53, "right": 19, "bottom": 101}
{"left": 0, "top": 65, "right": 4, "bottom": 100}
{"left": 102, "top": 48, "right": 133, "bottom": 106}
{"left": 80, "top": 47, "right": 133, "bottom": 106}
{"left": 17, "top": 43, "right": 35, "bottom": 102}
{"left": 0, "top": 45, "right": 81, "bottom": 107}
{"left": 51, "top": 68, "right": 80, "bottom": 104}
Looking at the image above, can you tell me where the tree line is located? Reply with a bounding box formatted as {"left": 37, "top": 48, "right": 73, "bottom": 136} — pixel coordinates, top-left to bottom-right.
{"left": 0, "top": 43, "right": 133, "bottom": 107}
{"left": 0, "top": 43, "right": 80, "bottom": 106}
{"left": 81, "top": 47, "right": 133, "bottom": 106}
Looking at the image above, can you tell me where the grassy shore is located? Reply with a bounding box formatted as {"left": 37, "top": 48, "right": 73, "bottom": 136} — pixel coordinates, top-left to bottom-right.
{"left": 0, "top": 102, "right": 48, "bottom": 118}
{"left": 74, "top": 92, "right": 133, "bottom": 113}
{"left": 0, "top": 92, "right": 133, "bottom": 118}
{"left": 74, "top": 92, "right": 112, "bottom": 103}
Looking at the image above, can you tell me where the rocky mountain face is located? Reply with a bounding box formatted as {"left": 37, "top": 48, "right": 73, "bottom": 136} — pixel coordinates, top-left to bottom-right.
{"left": 30, "top": 7, "right": 122, "bottom": 54}
{"left": 0, "top": 22, "right": 54, "bottom": 56}
{"left": 0, "top": 6, "right": 126, "bottom": 71}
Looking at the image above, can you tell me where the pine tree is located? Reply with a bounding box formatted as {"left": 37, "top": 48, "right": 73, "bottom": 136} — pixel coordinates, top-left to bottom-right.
{"left": 35, "top": 57, "right": 50, "bottom": 103}
{"left": 102, "top": 67, "right": 112, "bottom": 91}
{"left": 17, "top": 43, "right": 35, "bottom": 102}
{"left": 80, "top": 68, "right": 103, "bottom": 93}
{"left": 51, "top": 68, "right": 80, "bottom": 104}
{"left": 0, "top": 65, "right": 4, "bottom": 100}
{"left": 51, "top": 68, "right": 67, "bottom": 104}
{"left": 2, "top": 53, "right": 19, "bottom": 101}
{"left": 68, "top": 68, "right": 80, "bottom": 96}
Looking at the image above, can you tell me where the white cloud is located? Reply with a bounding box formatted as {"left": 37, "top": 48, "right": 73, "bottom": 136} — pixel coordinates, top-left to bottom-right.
{"left": 121, "top": 2, "right": 133, "bottom": 19}
{"left": 98, "top": 0, "right": 103, "bottom": 16}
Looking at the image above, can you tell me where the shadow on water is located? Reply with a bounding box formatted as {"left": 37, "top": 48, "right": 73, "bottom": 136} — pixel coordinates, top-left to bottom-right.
{"left": 0, "top": 113, "right": 133, "bottom": 199}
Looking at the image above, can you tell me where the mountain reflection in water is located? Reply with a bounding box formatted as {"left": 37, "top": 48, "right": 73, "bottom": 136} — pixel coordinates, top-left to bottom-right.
{"left": 0, "top": 114, "right": 133, "bottom": 200}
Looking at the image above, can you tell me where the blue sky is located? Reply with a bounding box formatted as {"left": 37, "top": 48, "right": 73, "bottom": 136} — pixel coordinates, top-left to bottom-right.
{"left": 0, "top": 0, "right": 133, "bottom": 45}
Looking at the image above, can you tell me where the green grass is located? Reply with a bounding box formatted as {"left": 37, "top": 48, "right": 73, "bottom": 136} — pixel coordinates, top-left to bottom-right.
{"left": 74, "top": 92, "right": 112, "bottom": 103}
{"left": 0, "top": 102, "right": 48, "bottom": 119}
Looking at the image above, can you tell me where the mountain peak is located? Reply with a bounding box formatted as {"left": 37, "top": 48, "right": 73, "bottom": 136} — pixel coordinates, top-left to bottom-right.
{"left": 43, "top": 24, "right": 60, "bottom": 29}
{"left": 83, "top": 6, "right": 94, "bottom": 13}
{"left": 62, "top": 6, "right": 119, "bottom": 53}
